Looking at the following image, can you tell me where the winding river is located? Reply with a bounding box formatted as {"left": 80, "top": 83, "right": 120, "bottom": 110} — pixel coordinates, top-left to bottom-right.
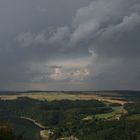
{"left": 0, "top": 116, "right": 44, "bottom": 140}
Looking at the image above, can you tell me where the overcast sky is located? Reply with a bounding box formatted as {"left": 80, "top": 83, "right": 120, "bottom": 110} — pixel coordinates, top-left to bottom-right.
{"left": 0, "top": 0, "right": 140, "bottom": 91}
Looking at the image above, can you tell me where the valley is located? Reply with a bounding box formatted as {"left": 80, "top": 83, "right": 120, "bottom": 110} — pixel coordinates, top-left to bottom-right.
{"left": 0, "top": 91, "right": 140, "bottom": 140}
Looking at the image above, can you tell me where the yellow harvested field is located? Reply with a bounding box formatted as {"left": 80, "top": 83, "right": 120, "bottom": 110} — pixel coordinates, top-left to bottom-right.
{"left": 0, "top": 93, "right": 80, "bottom": 101}
{"left": 0, "top": 92, "right": 127, "bottom": 105}
{"left": 79, "top": 95, "right": 127, "bottom": 105}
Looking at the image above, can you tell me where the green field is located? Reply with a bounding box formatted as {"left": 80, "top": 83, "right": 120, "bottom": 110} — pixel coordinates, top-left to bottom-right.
{"left": 95, "top": 106, "right": 127, "bottom": 119}
{"left": 126, "top": 114, "right": 140, "bottom": 121}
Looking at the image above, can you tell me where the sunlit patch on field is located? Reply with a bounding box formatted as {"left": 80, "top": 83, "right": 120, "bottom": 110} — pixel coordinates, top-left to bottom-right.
{"left": 0, "top": 92, "right": 127, "bottom": 105}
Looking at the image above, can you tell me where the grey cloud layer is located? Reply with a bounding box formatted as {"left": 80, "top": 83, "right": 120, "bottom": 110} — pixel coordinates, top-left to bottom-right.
{"left": 0, "top": 0, "right": 140, "bottom": 90}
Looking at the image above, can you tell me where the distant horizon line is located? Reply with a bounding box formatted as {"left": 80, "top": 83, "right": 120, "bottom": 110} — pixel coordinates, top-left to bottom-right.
{"left": 0, "top": 89, "right": 140, "bottom": 93}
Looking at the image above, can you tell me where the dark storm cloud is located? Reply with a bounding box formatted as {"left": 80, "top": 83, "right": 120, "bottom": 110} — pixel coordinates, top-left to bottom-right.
{"left": 0, "top": 0, "right": 140, "bottom": 90}
{"left": 0, "top": 0, "right": 92, "bottom": 90}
